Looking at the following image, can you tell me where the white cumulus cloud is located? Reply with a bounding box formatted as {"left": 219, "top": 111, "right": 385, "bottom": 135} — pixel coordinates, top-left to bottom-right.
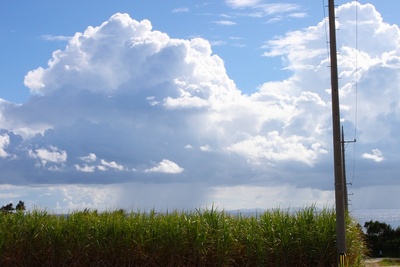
{"left": 80, "top": 153, "right": 97, "bottom": 162}
{"left": 75, "top": 153, "right": 126, "bottom": 172}
{"left": 75, "top": 164, "right": 96, "bottom": 173}
{"left": 145, "top": 159, "right": 184, "bottom": 174}
{"left": 0, "top": 3, "right": 399, "bottom": 211}
{"left": 362, "top": 149, "right": 384, "bottom": 162}
{"left": 100, "top": 159, "right": 125, "bottom": 171}
{"left": 29, "top": 146, "right": 67, "bottom": 167}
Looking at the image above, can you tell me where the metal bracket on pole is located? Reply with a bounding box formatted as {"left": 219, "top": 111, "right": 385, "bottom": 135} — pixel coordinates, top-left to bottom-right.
{"left": 339, "top": 253, "right": 347, "bottom": 267}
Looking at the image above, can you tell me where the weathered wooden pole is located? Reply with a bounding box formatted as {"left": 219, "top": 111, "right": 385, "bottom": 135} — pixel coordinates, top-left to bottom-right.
{"left": 328, "top": 0, "right": 347, "bottom": 263}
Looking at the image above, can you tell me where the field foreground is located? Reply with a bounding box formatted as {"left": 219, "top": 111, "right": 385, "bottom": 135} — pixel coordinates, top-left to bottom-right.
{"left": 0, "top": 206, "right": 366, "bottom": 266}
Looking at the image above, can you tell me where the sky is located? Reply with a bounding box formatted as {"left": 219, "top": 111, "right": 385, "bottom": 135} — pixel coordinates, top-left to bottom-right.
{"left": 0, "top": 0, "right": 400, "bottom": 213}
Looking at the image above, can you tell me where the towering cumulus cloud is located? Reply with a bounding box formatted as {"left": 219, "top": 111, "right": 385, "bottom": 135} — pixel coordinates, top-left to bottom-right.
{"left": 0, "top": 3, "right": 400, "bottom": 211}
{"left": 1, "top": 12, "right": 326, "bottom": 183}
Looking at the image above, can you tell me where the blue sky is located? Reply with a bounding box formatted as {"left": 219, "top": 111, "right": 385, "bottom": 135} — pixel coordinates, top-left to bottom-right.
{"left": 1, "top": 0, "right": 311, "bottom": 102}
{"left": 4, "top": 0, "right": 391, "bottom": 103}
{"left": 0, "top": 0, "right": 400, "bottom": 212}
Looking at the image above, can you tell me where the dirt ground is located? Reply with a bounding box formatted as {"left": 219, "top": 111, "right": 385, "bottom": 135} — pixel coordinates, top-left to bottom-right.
{"left": 363, "top": 258, "right": 400, "bottom": 267}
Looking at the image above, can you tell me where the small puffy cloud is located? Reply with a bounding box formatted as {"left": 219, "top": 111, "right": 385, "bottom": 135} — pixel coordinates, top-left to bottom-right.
{"left": 75, "top": 164, "right": 96, "bottom": 173}
{"left": 145, "top": 159, "right": 184, "bottom": 174}
{"left": 200, "top": 145, "right": 211, "bottom": 152}
{"left": 29, "top": 146, "right": 67, "bottom": 167}
{"left": 75, "top": 153, "right": 126, "bottom": 172}
{"left": 100, "top": 159, "right": 125, "bottom": 171}
{"left": 80, "top": 153, "right": 97, "bottom": 163}
{"left": 362, "top": 149, "right": 384, "bottom": 162}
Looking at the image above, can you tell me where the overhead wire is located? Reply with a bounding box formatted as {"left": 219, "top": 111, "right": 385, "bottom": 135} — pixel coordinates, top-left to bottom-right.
{"left": 354, "top": 0, "right": 359, "bottom": 140}
{"left": 322, "top": 0, "right": 337, "bottom": 204}
{"left": 322, "top": 0, "right": 331, "bottom": 60}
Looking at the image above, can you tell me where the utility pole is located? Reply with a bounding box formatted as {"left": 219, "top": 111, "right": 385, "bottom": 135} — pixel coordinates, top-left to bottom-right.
{"left": 341, "top": 126, "right": 356, "bottom": 211}
{"left": 341, "top": 127, "right": 349, "bottom": 211}
{"left": 328, "top": 0, "right": 347, "bottom": 263}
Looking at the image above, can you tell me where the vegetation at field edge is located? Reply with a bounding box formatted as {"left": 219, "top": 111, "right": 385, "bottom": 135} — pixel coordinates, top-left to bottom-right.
{"left": 363, "top": 220, "right": 400, "bottom": 258}
{"left": 0, "top": 206, "right": 366, "bottom": 266}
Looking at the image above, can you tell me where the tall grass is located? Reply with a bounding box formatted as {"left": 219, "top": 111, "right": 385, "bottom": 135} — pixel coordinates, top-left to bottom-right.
{"left": 0, "top": 206, "right": 366, "bottom": 266}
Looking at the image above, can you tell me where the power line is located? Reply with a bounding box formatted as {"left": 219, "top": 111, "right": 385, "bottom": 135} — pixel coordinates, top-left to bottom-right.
{"left": 350, "top": 0, "right": 359, "bottom": 201}
{"left": 322, "top": 0, "right": 337, "bottom": 207}
{"left": 322, "top": 0, "right": 330, "bottom": 60}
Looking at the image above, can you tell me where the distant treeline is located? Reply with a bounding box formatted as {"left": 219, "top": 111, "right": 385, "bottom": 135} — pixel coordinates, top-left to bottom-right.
{"left": 0, "top": 205, "right": 366, "bottom": 267}
{"left": 363, "top": 220, "right": 400, "bottom": 257}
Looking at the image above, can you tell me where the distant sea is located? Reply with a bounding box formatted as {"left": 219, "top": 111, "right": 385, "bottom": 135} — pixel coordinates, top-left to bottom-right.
{"left": 351, "top": 209, "right": 400, "bottom": 229}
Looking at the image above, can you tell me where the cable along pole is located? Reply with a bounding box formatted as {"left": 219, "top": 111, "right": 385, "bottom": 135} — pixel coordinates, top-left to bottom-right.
{"left": 328, "top": 0, "right": 347, "bottom": 263}
{"left": 341, "top": 126, "right": 356, "bottom": 212}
